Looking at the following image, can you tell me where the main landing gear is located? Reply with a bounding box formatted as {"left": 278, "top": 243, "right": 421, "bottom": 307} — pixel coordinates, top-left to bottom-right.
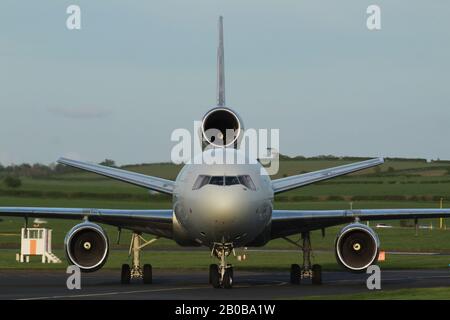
{"left": 121, "top": 232, "right": 158, "bottom": 284}
{"left": 209, "top": 243, "right": 234, "bottom": 289}
{"left": 286, "top": 232, "right": 322, "bottom": 285}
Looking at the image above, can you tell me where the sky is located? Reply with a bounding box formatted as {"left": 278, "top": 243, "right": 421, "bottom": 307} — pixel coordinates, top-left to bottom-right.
{"left": 0, "top": 1, "right": 449, "bottom": 165}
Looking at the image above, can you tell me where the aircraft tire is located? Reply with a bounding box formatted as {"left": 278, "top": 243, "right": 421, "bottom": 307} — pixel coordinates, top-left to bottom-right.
{"left": 210, "top": 265, "right": 220, "bottom": 288}
{"left": 290, "top": 264, "right": 300, "bottom": 285}
{"left": 121, "top": 264, "right": 131, "bottom": 284}
{"left": 143, "top": 264, "right": 153, "bottom": 284}
{"left": 209, "top": 264, "right": 217, "bottom": 284}
{"left": 223, "top": 268, "right": 233, "bottom": 289}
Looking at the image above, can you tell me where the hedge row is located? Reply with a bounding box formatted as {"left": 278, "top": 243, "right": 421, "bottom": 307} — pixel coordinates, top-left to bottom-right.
{"left": 0, "top": 189, "right": 170, "bottom": 201}
{"left": 0, "top": 188, "right": 447, "bottom": 203}
{"left": 274, "top": 195, "right": 449, "bottom": 202}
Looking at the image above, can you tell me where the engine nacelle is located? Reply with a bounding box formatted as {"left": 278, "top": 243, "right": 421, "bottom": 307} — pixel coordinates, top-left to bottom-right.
{"left": 201, "top": 107, "right": 243, "bottom": 148}
{"left": 64, "top": 222, "right": 109, "bottom": 272}
{"left": 335, "top": 223, "right": 380, "bottom": 272}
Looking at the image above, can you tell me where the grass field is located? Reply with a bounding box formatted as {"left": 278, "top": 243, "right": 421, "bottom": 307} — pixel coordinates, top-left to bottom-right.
{"left": 1, "top": 157, "right": 450, "bottom": 299}
{"left": 2, "top": 248, "right": 450, "bottom": 271}
{"left": 302, "top": 287, "right": 450, "bottom": 300}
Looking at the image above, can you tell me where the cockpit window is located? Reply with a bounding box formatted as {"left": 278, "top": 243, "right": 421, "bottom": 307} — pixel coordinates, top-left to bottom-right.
{"left": 225, "top": 176, "right": 240, "bottom": 185}
{"left": 209, "top": 176, "right": 224, "bottom": 186}
{"left": 193, "top": 174, "right": 256, "bottom": 190}
{"left": 238, "top": 175, "right": 256, "bottom": 190}
{"left": 192, "top": 175, "right": 210, "bottom": 190}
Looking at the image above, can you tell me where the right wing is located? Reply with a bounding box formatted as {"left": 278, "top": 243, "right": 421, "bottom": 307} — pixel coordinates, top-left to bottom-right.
{"left": 58, "top": 157, "right": 175, "bottom": 195}
{"left": 271, "top": 208, "right": 450, "bottom": 239}
{"left": 271, "top": 157, "right": 384, "bottom": 194}
{"left": 0, "top": 207, "right": 173, "bottom": 238}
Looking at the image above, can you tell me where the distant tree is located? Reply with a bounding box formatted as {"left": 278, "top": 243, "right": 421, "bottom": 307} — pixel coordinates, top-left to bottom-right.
{"left": 0, "top": 163, "right": 4, "bottom": 172}
{"left": 53, "top": 163, "right": 77, "bottom": 174}
{"left": 29, "top": 163, "right": 52, "bottom": 178}
{"left": 99, "top": 159, "right": 116, "bottom": 167}
{"left": 4, "top": 175, "right": 21, "bottom": 188}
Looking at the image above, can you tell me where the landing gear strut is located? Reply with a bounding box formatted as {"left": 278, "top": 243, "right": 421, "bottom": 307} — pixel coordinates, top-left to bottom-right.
{"left": 121, "top": 232, "right": 158, "bottom": 284}
{"left": 286, "top": 232, "right": 322, "bottom": 285}
{"left": 209, "top": 243, "right": 234, "bottom": 289}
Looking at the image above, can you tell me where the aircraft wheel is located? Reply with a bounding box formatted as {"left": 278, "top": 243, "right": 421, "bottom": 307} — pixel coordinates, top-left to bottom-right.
{"left": 227, "top": 264, "right": 233, "bottom": 278}
{"left": 312, "top": 264, "right": 322, "bottom": 285}
{"left": 143, "top": 264, "right": 153, "bottom": 284}
{"left": 223, "top": 268, "right": 233, "bottom": 289}
{"left": 121, "top": 264, "right": 131, "bottom": 284}
{"left": 290, "top": 264, "right": 300, "bottom": 285}
{"left": 210, "top": 265, "right": 220, "bottom": 288}
{"left": 209, "top": 264, "right": 217, "bottom": 284}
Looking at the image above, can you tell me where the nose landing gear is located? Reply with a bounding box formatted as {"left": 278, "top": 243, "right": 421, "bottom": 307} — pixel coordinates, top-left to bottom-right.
{"left": 285, "top": 232, "right": 322, "bottom": 285}
{"left": 209, "top": 243, "right": 234, "bottom": 289}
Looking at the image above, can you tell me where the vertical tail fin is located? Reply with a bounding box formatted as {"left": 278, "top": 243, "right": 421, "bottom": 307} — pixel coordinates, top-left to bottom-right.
{"left": 217, "top": 16, "right": 225, "bottom": 107}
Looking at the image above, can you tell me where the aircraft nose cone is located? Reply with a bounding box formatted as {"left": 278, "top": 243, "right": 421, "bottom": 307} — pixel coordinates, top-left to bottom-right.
{"left": 186, "top": 186, "right": 262, "bottom": 244}
{"left": 207, "top": 189, "right": 255, "bottom": 240}
{"left": 213, "top": 193, "right": 239, "bottom": 219}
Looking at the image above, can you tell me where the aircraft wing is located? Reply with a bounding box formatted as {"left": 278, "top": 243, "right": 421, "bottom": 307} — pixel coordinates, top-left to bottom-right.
{"left": 0, "top": 207, "right": 173, "bottom": 238}
{"left": 58, "top": 157, "right": 175, "bottom": 195}
{"left": 271, "top": 208, "right": 450, "bottom": 239}
{"left": 271, "top": 158, "right": 384, "bottom": 194}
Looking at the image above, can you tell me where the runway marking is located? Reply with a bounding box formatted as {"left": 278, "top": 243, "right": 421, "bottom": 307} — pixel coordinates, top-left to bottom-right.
{"left": 14, "top": 271, "right": 449, "bottom": 300}
{"left": 18, "top": 279, "right": 288, "bottom": 300}
{"left": 19, "top": 286, "right": 207, "bottom": 300}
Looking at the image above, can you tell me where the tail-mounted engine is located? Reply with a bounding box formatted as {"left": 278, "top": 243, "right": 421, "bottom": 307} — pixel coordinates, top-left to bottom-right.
{"left": 201, "top": 107, "right": 243, "bottom": 148}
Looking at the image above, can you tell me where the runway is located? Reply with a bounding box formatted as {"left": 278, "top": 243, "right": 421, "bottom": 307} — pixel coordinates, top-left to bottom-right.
{"left": 1, "top": 269, "right": 450, "bottom": 300}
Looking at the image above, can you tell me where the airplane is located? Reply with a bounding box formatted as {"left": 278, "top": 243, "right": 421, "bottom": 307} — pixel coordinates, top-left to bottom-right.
{"left": 1, "top": 16, "right": 450, "bottom": 289}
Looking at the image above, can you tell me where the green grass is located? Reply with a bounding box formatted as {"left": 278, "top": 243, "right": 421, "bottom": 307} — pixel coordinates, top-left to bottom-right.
{"left": 1, "top": 157, "right": 450, "bottom": 272}
{"left": 2, "top": 159, "right": 450, "bottom": 201}
{"left": 2, "top": 248, "right": 450, "bottom": 271}
{"left": 1, "top": 198, "right": 450, "bottom": 252}
{"left": 303, "top": 287, "right": 450, "bottom": 300}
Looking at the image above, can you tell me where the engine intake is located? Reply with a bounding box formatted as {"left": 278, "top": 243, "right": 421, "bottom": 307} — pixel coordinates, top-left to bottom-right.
{"left": 335, "top": 223, "right": 379, "bottom": 272}
{"left": 201, "top": 107, "right": 243, "bottom": 148}
{"left": 64, "top": 222, "right": 109, "bottom": 272}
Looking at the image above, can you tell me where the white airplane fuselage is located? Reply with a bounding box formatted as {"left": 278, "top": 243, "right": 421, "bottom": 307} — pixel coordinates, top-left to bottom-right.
{"left": 173, "top": 148, "right": 274, "bottom": 248}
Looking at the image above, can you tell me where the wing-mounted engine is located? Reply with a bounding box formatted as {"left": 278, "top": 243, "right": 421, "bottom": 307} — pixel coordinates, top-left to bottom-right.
{"left": 335, "top": 223, "right": 380, "bottom": 272}
{"left": 64, "top": 222, "right": 109, "bottom": 272}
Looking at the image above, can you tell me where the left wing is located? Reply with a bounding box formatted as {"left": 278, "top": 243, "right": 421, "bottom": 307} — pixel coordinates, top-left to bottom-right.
{"left": 57, "top": 158, "right": 175, "bottom": 195}
{"left": 0, "top": 207, "right": 173, "bottom": 238}
{"left": 271, "top": 158, "right": 384, "bottom": 194}
{"left": 271, "top": 208, "right": 450, "bottom": 239}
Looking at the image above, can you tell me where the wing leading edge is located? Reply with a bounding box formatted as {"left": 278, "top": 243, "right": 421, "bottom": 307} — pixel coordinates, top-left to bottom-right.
{"left": 0, "top": 207, "right": 173, "bottom": 239}
{"left": 271, "top": 208, "right": 450, "bottom": 239}
{"left": 271, "top": 158, "right": 384, "bottom": 194}
{"left": 58, "top": 157, "right": 175, "bottom": 195}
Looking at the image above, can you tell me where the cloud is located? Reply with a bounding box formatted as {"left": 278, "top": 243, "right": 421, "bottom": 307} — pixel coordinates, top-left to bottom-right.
{"left": 47, "top": 106, "right": 112, "bottom": 119}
